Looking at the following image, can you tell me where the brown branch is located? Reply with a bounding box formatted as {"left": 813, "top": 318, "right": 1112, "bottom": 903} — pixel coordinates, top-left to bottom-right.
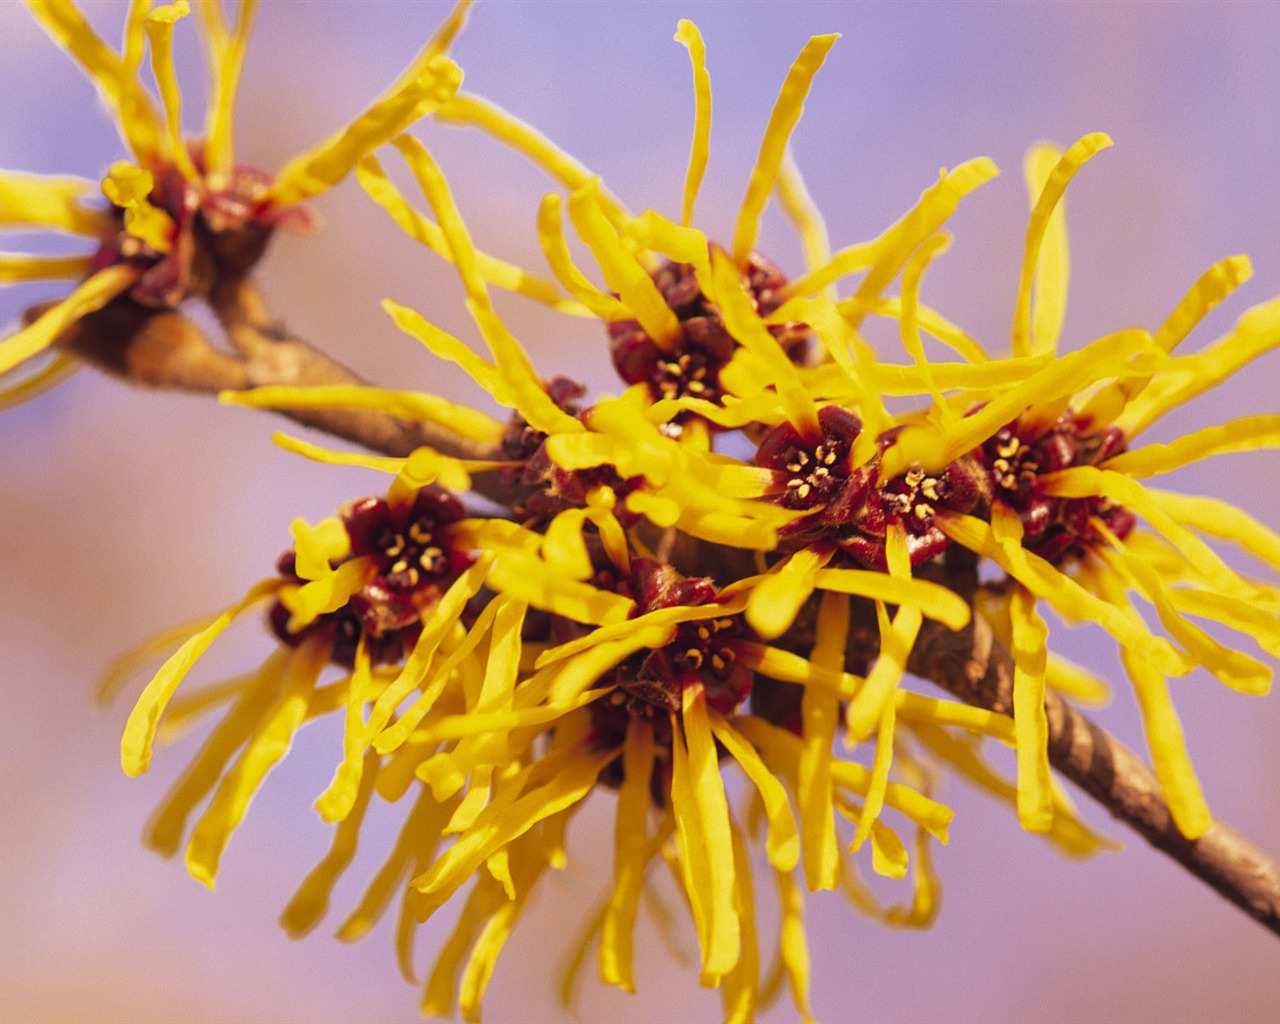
{"left": 909, "top": 613, "right": 1280, "bottom": 937}
{"left": 45, "top": 278, "right": 522, "bottom": 506}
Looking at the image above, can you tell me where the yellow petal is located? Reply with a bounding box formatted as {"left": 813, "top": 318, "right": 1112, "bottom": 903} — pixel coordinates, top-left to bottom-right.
{"left": 0, "top": 170, "right": 109, "bottom": 236}
{"left": 775, "top": 148, "right": 831, "bottom": 297}
{"left": 1120, "top": 646, "right": 1212, "bottom": 838}
{"left": 279, "top": 555, "right": 378, "bottom": 633}
{"left": 355, "top": 154, "right": 587, "bottom": 315}
{"left": 746, "top": 546, "right": 832, "bottom": 641}
{"left": 711, "top": 716, "right": 800, "bottom": 872}
{"left": 731, "top": 33, "right": 840, "bottom": 262}
{"left": 281, "top": 749, "right": 379, "bottom": 937}
{"left": 121, "top": 577, "right": 283, "bottom": 776}
{"left": 313, "top": 640, "right": 378, "bottom": 823}
{"left": 566, "top": 179, "right": 681, "bottom": 349}
{"left": 26, "top": 0, "right": 165, "bottom": 164}
{"left": 843, "top": 157, "right": 1000, "bottom": 334}
{"left": 289, "top": 515, "right": 350, "bottom": 581}
{"left": 536, "top": 193, "right": 632, "bottom": 319}
{"left": 1009, "top": 585, "right": 1053, "bottom": 832}
{"left": 266, "top": 56, "right": 463, "bottom": 208}
{"left": 196, "top": 0, "right": 259, "bottom": 180}
{"left": 1103, "top": 414, "right": 1280, "bottom": 478}
{"left": 0, "top": 263, "right": 140, "bottom": 378}
{"left": 224, "top": 382, "right": 505, "bottom": 446}
{"left": 674, "top": 20, "right": 711, "bottom": 228}
{"left": 599, "top": 717, "right": 656, "bottom": 992}
{"left": 144, "top": 2, "right": 202, "bottom": 184}
{"left": 670, "top": 687, "right": 740, "bottom": 981}
{"left": 0, "top": 253, "right": 92, "bottom": 283}
{"left": 1011, "top": 133, "right": 1111, "bottom": 358}
{"left": 185, "top": 634, "right": 327, "bottom": 888}
{"left": 436, "top": 92, "right": 630, "bottom": 226}
{"left": 144, "top": 649, "right": 288, "bottom": 856}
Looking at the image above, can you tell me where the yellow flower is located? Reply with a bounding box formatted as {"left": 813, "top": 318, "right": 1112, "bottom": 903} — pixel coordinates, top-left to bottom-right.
{"left": 0, "top": 0, "right": 472, "bottom": 399}
{"left": 108, "top": 11, "right": 1279, "bottom": 1024}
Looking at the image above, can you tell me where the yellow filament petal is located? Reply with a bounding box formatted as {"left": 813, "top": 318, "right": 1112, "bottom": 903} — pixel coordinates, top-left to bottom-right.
{"left": 102, "top": 161, "right": 176, "bottom": 252}
{"left": 1021, "top": 142, "right": 1069, "bottom": 355}
{"left": 884, "top": 327, "right": 1157, "bottom": 476}
{"left": 280, "top": 555, "right": 378, "bottom": 633}
{"left": 719, "top": 821, "right": 758, "bottom": 1024}
{"left": 196, "top": 0, "right": 259, "bottom": 179}
{"left": 1117, "top": 294, "right": 1280, "bottom": 437}
{"left": 710, "top": 716, "right": 800, "bottom": 872}
{"left": 267, "top": 56, "right": 463, "bottom": 208}
{"left": 845, "top": 528, "right": 921, "bottom": 744}
{"left": 675, "top": 20, "right": 711, "bottom": 228}
{"left": 26, "top": 0, "right": 164, "bottom": 164}
{"left": 1009, "top": 585, "right": 1053, "bottom": 832}
{"left": 144, "top": 2, "right": 202, "bottom": 183}
{"left": 1086, "top": 255, "right": 1253, "bottom": 426}
{"left": 809, "top": 568, "right": 970, "bottom": 630}
{"left": 600, "top": 717, "right": 655, "bottom": 992}
{"left": 844, "top": 158, "right": 1000, "bottom": 334}
{"left": 0, "top": 171, "right": 109, "bottom": 236}
{"left": 410, "top": 743, "right": 613, "bottom": 921}
{"left": 899, "top": 232, "right": 953, "bottom": 419}
{"left": 885, "top": 823, "right": 942, "bottom": 928}
{"left": 121, "top": 577, "right": 282, "bottom": 776}
{"left": 1011, "top": 133, "right": 1111, "bottom": 358}
{"left": 391, "top": 135, "right": 581, "bottom": 437}
{"left": 851, "top": 696, "right": 896, "bottom": 852}
{"left": 337, "top": 788, "right": 458, "bottom": 943}
{"left": 535, "top": 193, "right": 632, "bottom": 320}
{"left": 670, "top": 688, "right": 740, "bottom": 981}
{"left": 775, "top": 148, "right": 831, "bottom": 294}
{"left": 774, "top": 866, "right": 815, "bottom": 1022}
{"left": 731, "top": 33, "right": 840, "bottom": 262}
{"left": 281, "top": 750, "right": 379, "bottom": 937}
{"left": 185, "top": 635, "right": 326, "bottom": 888}
{"left": 1094, "top": 533, "right": 1271, "bottom": 695}
{"left": 289, "top": 515, "right": 349, "bottom": 581}
{"left": 1120, "top": 646, "right": 1212, "bottom": 838}
{"left": 0, "top": 262, "right": 139, "bottom": 378}
{"left": 381, "top": 298, "right": 504, "bottom": 400}
{"left": 0, "top": 253, "right": 92, "bottom": 283}
{"left": 226, "top": 384, "right": 504, "bottom": 445}
{"left": 313, "top": 641, "right": 378, "bottom": 823}
{"left": 437, "top": 92, "right": 630, "bottom": 226}
{"left": 796, "top": 592, "right": 846, "bottom": 891}
{"left": 747, "top": 545, "right": 832, "bottom": 641}
{"left": 144, "top": 650, "right": 286, "bottom": 856}
{"left": 355, "top": 155, "right": 587, "bottom": 315}
{"left": 939, "top": 509, "right": 1190, "bottom": 678}
{"left": 1153, "top": 489, "right": 1280, "bottom": 573}
{"left": 711, "top": 247, "right": 819, "bottom": 439}
{"left": 566, "top": 180, "right": 681, "bottom": 349}
{"left": 1103, "top": 414, "right": 1280, "bottom": 478}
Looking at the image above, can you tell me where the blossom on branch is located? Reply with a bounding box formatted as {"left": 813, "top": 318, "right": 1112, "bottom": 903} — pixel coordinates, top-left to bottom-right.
{"left": 103, "top": 10, "right": 1280, "bottom": 1024}
{"left": 0, "top": 0, "right": 472, "bottom": 401}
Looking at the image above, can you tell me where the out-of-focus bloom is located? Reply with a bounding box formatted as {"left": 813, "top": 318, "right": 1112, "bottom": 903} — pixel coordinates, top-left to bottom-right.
{"left": 114, "top": 13, "right": 1280, "bottom": 1024}
{"left": 0, "top": 0, "right": 471, "bottom": 401}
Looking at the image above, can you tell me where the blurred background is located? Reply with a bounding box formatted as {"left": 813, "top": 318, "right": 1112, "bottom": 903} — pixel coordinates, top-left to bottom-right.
{"left": 2, "top": 2, "right": 1279, "bottom": 1021}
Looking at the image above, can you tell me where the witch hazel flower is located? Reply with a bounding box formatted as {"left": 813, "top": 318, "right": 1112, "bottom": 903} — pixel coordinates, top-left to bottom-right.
{"left": 0, "top": 0, "right": 471, "bottom": 399}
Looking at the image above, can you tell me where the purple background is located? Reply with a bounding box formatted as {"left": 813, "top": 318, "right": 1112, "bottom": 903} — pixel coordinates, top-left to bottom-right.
{"left": 2, "top": 2, "right": 1279, "bottom": 1021}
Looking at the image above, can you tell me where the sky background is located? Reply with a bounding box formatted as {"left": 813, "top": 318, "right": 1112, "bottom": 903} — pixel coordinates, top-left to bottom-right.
{"left": 2, "top": 2, "right": 1279, "bottom": 1022}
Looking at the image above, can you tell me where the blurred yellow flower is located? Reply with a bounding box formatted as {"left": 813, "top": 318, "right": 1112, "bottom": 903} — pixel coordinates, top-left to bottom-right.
{"left": 0, "top": 0, "right": 471, "bottom": 400}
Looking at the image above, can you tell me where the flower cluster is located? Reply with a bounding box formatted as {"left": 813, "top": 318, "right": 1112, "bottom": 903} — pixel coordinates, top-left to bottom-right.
{"left": 1, "top": 0, "right": 470, "bottom": 402}
{"left": 95, "top": 10, "right": 1280, "bottom": 1024}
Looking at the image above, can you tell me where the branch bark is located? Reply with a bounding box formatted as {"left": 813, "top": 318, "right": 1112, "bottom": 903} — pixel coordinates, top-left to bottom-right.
{"left": 910, "top": 613, "right": 1280, "bottom": 937}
